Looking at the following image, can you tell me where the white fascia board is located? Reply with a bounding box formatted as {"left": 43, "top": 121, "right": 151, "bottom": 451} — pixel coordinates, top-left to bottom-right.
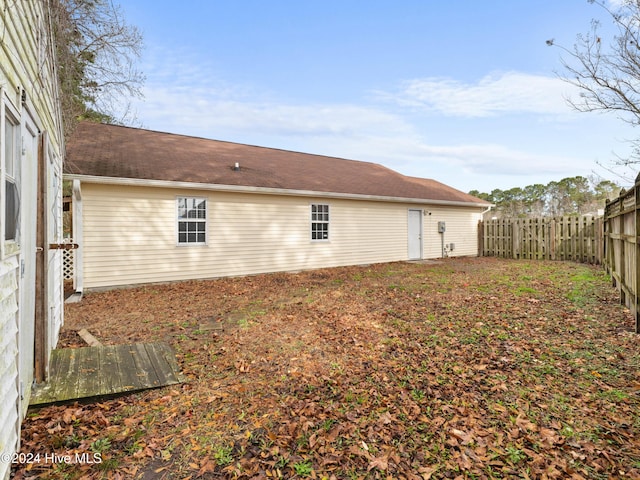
{"left": 63, "top": 174, "right": 493, "bottom": 209}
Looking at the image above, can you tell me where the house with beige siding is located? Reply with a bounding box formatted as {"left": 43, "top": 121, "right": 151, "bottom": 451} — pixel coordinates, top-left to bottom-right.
{"left": 65, "top": 122, "right": 491, "bottom": 291}
{"left": 0, "top": 2, "right": 65, "bottom": 478}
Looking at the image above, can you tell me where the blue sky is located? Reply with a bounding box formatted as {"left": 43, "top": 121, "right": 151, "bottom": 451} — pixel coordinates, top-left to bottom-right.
{"left": 119, "top": 0, "right": 638, "bottom": 193}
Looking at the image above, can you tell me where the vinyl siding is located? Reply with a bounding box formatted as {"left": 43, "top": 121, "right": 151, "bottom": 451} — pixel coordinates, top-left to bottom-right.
{"left": 0, "top": 2, "right": 64, "bottom": 476}
{"left": 80, "top": 183, "right": 484, "bottom": 289}
{"left": 0, "top": 1, "right": 63, "bottom": 143}
{"left": 0, "top": 257, "right": 19, "bottom": 480}
{"left": 423, "top": 206, "right": 484, "bottom": 258}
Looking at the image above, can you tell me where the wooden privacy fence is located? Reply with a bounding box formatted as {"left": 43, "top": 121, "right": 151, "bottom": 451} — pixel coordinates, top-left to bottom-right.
{"left": 479, "top": 216, "right": 604, "bottom": 264}
{"left": 603, "top": 177, "right": 640, "bottom": 333}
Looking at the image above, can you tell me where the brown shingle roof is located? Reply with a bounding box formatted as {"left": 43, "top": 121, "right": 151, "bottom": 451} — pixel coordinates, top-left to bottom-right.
{"left": 65, "top": 122, "right": 489, "bottom": 205}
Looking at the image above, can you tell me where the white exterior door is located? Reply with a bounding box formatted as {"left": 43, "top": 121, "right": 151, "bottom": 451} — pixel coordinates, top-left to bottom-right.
{"left": 408, "top": 209, "right": 422, "bottom": 260}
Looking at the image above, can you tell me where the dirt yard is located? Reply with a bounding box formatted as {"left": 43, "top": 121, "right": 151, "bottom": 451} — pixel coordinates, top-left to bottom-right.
{"left": 12, "top": 257, "right": 640, "bottom": 479}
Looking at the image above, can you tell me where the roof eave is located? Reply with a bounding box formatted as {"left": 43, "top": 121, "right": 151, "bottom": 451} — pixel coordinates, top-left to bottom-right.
{"left": 64, "top": 174, "right": 492, "bottom": 208}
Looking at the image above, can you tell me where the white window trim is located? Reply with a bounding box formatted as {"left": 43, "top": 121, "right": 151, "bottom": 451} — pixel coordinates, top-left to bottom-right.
{"left": 1, "top": 91, "right": 21, "bottom": 258}
{"left": 310, "top": 203, "right": 330, "bottom": 242}
{"left": 176, "top": 196, "right": 208, "bottom": 246}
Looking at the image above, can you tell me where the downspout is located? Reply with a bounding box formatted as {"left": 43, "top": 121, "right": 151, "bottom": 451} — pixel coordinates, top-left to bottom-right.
{"left": 481, "top": 205, "right": 493, "bottom": 216}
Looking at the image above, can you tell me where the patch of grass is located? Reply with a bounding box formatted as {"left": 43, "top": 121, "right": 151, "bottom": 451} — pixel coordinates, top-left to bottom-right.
{"left": 275, "top": 455, "right": 289, "bottom": 469}
{"left": 506, "top": 445, "right": 526, "bottom": 464}
{"left": 411, "top": 388, "right": 426, "bottom": 401}
{"left": 90, "top": 437, "right": 111, "bottom": 454}
{"left": 515, "top": 350, "right": 533, "bottom": 364}
{"left": 567, "top": 268, "right": 605, "bottom": 306}
{"left": 51, "top": 461, "right": 72, "bottom": 477}
{"left": 516, "top": 286, "right": 538, "bottom": 295}
{"left": 321, "top": 418, "right": 335, "bottom": 432}
{"left": 123, "top": 429, "right": 146, "bottom": 455}
{"left": 550, "top": 394, "right": 572, "bottom": 414}
{"left": 460, "top": 333, "right": 481, "bottom": 344}
{"left": 293, "top": 459, "right": 313, "bottom": 476}
{"left": 96, "top": 457, "right": 120, "bottom": 471}
{"left": 213, "top": 444, "right": 234, "bottom": 466}
{"left": 533, "top": 359, "right": 559, "bottom": 376}
{"left": 560, "top": 425, "right": 576, "bottom": 438}
{"left": 330, "top": 362, "right": 343, "bottom": 374}
{"left": 598, "top": 389, "right": 629, "bottom": 402}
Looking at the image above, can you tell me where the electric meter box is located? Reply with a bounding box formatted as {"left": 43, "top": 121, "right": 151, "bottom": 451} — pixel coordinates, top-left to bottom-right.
{"left": 438, "top": 221, "right": 446, "bottom": 233}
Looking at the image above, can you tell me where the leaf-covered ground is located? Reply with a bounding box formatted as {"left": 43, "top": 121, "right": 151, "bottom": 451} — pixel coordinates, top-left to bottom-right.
{"left": 12, "top": 257, "right": 640, "bottom": 479}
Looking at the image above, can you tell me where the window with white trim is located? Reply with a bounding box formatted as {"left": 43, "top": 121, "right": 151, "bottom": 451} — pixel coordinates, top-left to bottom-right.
{"left": 311, "top": 204, "right": 329, "bottom": 240}
{"left": 3, "top": 107, "right": 20, "bottom": 242}
{"left": 177, "top": 197, "right": 207, "bottom": 244}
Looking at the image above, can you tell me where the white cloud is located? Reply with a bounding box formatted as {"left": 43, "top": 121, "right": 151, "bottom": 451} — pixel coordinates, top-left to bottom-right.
{"left": 134, "top": 47, "right": 416, "bottom": 142}
{"left": 606, "top": 0, "right": 628, "bottom": 8}
{"left": 413, "top": 143, "right": 578, "bottom": 176}
{"left": 378, "top": 71, "right": 575, "bottom": 118}
{"left": 136, "top": 83, "right": 414, "bottom": 139}
{"left": 130, "top": 57, "right": 601, "bottom": 192}
{"left": 135, "top": 81, "right": 579, "bottom": 185}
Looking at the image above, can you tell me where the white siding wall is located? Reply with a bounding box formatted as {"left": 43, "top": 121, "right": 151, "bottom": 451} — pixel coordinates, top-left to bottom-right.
{"left": 0, "top": 2, "right": 64, "bottom": 477}
{"left": 0, "top": 258, "right": 19, "bottom": 480}
{"left": 423, "top": 206, "right": 484, "bottom": 258}
{"left": 80, "top": 183, "right": 484, "bottom": 289}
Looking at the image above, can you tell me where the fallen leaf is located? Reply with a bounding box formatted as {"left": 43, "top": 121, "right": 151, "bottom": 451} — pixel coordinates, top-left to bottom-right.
{"left": 418, "top": 466, "right": 439, "bottom": 479}
{"left": 367, "top": 455, "right": 388, "bottom": 471}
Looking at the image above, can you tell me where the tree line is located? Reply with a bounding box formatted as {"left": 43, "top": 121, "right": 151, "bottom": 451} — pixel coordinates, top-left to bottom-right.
{"left": 469, "top": 176, "right": 620, "bottom": 218}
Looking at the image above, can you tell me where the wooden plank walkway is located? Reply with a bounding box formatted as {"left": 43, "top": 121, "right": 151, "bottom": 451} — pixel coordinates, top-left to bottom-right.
{"left": 30, "top": 342, "right": 185, "bottom": 406}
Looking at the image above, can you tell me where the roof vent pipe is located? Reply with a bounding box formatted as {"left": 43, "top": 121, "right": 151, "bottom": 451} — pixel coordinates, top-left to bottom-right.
{"left": 233, "top": 162, "right": 240, "bottom": 171}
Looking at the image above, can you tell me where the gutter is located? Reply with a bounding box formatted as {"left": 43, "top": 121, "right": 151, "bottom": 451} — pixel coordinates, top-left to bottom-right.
{"left": 63, "top": 174, "right": 493, "bottom": 209}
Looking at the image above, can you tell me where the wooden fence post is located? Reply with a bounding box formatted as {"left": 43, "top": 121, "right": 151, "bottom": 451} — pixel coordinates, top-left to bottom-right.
{"left": 596, "top": 216, "right": 604, "bottom": 268}
{"left": 635, "top": 181, "right": 640, "bottom": 333}
{"left": 549, "top": 218, "right": 556, "bottom": 260}
{"left": 511, "top": 218, "right": 517, "bottom": 259}
{"left": 601, "top": 180, "right": 640, "bottom": 334}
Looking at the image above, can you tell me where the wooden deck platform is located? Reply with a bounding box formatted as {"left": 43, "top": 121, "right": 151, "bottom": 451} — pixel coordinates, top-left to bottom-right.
{"left": 30, "top": 342, "right": 185, "bottom": 406}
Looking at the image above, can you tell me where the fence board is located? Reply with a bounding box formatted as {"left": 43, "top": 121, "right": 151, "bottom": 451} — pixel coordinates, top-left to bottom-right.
{"left": 604, "top": 178, "right": 640, "bottom": 333}
{"left": 479, "top": 216, "right": 603, "bottom": 265}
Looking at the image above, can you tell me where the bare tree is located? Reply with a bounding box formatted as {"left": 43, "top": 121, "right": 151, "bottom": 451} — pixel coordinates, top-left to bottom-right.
{"left": 51, "top": 0, "right": 144, "bottom": 137}
{"left": 547, "top": 0, "right": 640, "bottom": 180}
